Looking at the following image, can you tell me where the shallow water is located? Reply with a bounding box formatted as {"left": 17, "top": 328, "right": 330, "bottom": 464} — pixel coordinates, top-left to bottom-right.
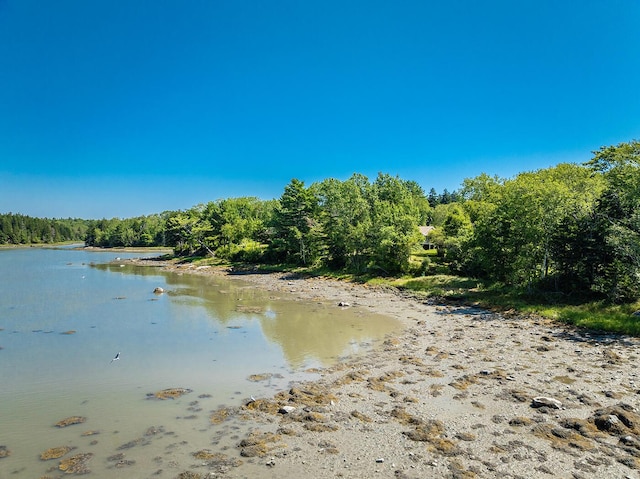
{"left": 0, "top": 247, "right": 401, "bottom": 477}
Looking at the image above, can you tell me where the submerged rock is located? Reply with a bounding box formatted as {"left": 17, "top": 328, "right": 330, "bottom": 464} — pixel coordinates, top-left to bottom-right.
{"left": 0, "top": 445, "right": 10, "bottom": 458}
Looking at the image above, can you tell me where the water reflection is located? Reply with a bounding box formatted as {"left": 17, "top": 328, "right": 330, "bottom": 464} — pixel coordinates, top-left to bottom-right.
{"left": 97, "top": 263, "right": 401, "bottom": 368}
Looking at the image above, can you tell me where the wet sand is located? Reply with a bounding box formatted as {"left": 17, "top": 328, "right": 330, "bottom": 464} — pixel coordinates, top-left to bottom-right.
{"left": 134, "top": 259, "right": 640, "bottom": 478}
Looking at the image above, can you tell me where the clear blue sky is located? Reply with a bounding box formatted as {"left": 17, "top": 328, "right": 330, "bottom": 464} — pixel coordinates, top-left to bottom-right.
{"left": 1, "top": 1, "right": 639, "bottom": 219}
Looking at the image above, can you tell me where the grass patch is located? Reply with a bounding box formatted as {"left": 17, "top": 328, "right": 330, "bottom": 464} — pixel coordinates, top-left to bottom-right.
{"left": 368, "top": 273, "right": 640, "bottom": 337}
{"left": 552, "top": 302, "right": 640, "bottom": 336}
{"left": 390, "top": 275, "right": 482, "bottom": 297}
{"left": 402, "top": 277, "right": 640, "bottom": 336}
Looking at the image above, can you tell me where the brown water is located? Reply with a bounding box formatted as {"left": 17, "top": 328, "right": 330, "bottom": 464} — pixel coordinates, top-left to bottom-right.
{"left": 0, "top": 247, "right": 402, "bottom": 477}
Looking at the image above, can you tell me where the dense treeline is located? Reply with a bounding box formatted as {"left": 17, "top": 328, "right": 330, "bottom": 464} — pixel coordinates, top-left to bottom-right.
{"left": 0, "top": 213, "right": 89, "bottom": 244}
{"left": 162, "top": 173, "right": 431, "bottom": 275}
{"left": 157, "top": 140, "right": 640, "bottom": 303}
{"left": 84, "top": 214, "right": 169, "bottom": 248}
{"left": 4, "top": 140, "right": 639, "bottom": 303}
{"left": 437, "top": 140, "right": 640, "bottom": 303}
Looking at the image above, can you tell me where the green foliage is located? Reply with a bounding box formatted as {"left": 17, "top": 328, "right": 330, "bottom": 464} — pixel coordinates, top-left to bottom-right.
{"left": 216, "top": 239, "right": 265, "bottom": 262}
{"left": 269, "top": 179, "right": 323, "bottom": 266}
{"left": 460, "top": 163, "right": 605, "bottom": 289}
{"left": 265, "top": 173, "right": 430, "bottom": 274}
{"left": 314, "top": 174, "right": 373, "bottom": 271}
{"left": 163, "top": 197, "right": 275, "bottom": 258}
{"left": 85, "top": 214, "right": 169, "bottom": 249}
{"left": 585, "top": 145, "right": 640, "bottom": 302}
{"left": 311, "top": 173, "right": 430, "bottom": 275}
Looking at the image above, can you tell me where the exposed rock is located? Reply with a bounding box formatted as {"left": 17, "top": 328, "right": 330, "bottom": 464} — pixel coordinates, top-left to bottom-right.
{"left": 40, "top": 446, "right": 73, "bottom": 460}
{"left": 0, "top": 445, "right": 10, "bottom": 458}
{"left": 153, "top": 287, "right": 164, "bottom": 294}
{"left": 338, "top": 301, "right": 351, "bottom": 307}
{"left": 620, "top": 435, "right": 640, "bottom": 450}
{"left": 55, "top": 416, "right": 87, "bottom": 428}
{"left": 243, "top": 398, "right": 281, "bottom": 414}
{"left": 531, "top": 397, "right": 562, "bottom": 409}
{"left": 58, "top": 452, "right": 93, "bottom": 474}
{"left": 148, "top": 388, "right": 192, "bottom": 400}
{"left": 591, "top": 404, "right": 640, "bottom": 436}
{"left": 531, "top": 424, "right": 596, "bottom": 452}
{"left": 274, "top": 385, "right": 338, "bottom": 407}
{"left": 176, "top": 472, "right": 201, "bottom": 479}
{"left": 279, "top": 405, "right": 296, "bottom": 414}
{"left": 238, "top": 432, "right": 284, "bottom": 458}
{"left": 509, "top": 417, "right": 534, "bottom": 427}
{"left": 350, "top": 410, "right": 373, "bottom": 422}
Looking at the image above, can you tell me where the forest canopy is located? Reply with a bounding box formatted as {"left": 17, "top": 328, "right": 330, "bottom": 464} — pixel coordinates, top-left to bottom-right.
{"left": 2, "top": 140, "right": 639, "bottom": 303}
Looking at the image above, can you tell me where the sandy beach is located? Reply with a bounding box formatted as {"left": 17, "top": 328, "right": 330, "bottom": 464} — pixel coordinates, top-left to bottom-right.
{"left": 133, "top": 259, "right": 640, "bottom": 479}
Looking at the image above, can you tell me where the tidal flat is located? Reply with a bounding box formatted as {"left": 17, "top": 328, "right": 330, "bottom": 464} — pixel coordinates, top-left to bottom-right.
{"left": 132, "top": 259, "right": 640, "bottom": 479}
{"left": 0, "top": 248, "right": 401, "bottom": 478}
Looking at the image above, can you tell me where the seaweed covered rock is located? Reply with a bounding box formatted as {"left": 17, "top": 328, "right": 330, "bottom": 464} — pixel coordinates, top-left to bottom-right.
{"left": 40, "top": 446, "right": 73, "bottom": 460}
{"left": 148, "top": 388, "right": 192, "bottom": 400}
{"left": 58, "top": 452, "right": 93, "bottom": 474}
{"left": 192, "top": 450, "right": 243, "bottom": 473}
{"left": 55, "top": 416, "right": 86, "bottom": 428}
{"left": 237, "top": 432, "right": 284, "bottom": 458}
{"left": 591, "top": 403, "right": 640, "bottom": 436}
{"left": 274, "top": 385, "right": 337, "bottom": 408}
{"left": 210, "top": 407, "right": 236, "bottom": 424}
{"left": 243, "top": 398, "right": 281, "bottom": 414}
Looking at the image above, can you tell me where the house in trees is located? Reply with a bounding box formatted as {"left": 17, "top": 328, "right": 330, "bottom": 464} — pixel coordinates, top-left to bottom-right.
{"left": 419, "top": 226, "right": 435, "bottom": 250}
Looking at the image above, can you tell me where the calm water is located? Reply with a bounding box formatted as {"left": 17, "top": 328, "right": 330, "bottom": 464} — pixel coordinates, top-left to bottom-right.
{"left": 0, "top": 247, "right": 401, "bottom": 477}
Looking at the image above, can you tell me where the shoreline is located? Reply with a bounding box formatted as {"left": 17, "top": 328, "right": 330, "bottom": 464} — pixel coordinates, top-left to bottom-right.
{"left": 131, "top": 258, "right": 640, "bottom": 478}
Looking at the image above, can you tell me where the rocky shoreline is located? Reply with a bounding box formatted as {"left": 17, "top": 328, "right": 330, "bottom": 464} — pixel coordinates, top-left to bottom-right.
{"left": 133, "top": 258, "right": 640, "bottom": 479}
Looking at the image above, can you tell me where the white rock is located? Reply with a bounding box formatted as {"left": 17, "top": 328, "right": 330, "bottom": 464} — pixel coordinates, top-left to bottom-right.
{"left": 531, "top": 396, "right": 563, "bottom": 409}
